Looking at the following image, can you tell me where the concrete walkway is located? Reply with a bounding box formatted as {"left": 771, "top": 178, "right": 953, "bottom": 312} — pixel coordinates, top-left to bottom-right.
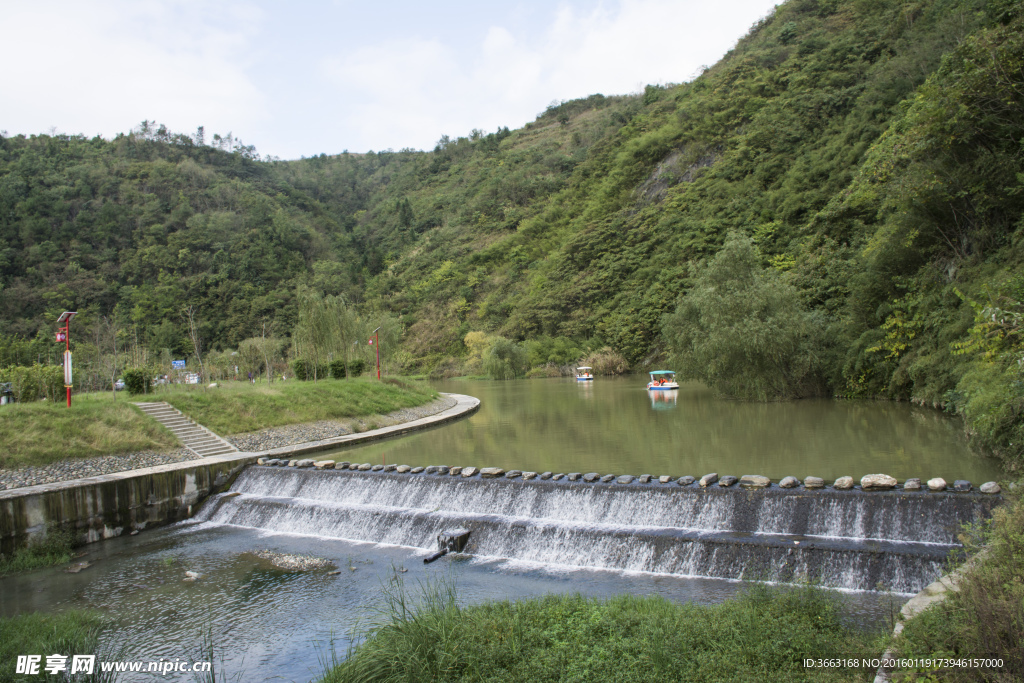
{"left": 134, "top": 401, "right": 239, "bottom": 458}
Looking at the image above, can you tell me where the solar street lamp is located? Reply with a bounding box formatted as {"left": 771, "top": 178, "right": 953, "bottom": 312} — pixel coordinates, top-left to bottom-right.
{"left": 56, "top": 311, "right": 77, "bottom": 407}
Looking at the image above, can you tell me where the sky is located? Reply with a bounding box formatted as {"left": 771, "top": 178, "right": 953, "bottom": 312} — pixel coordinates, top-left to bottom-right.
{"left": 1, "top": 0, "right": 779, "bottom": 160}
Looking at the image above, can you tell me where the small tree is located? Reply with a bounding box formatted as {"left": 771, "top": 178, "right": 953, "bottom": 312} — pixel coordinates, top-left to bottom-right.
{"left": 483, "top": 337, "right": 529, "bottom": 380}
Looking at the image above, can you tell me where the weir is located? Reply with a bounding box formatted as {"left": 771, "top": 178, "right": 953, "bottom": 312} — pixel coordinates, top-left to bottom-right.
{"left": 196, "top": 466, "right": 999, "bottom": 594}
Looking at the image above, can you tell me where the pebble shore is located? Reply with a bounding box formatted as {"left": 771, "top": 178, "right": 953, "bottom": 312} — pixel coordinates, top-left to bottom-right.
{"left": 0, "top": 448, "right": 198, "bottom": 491}
{"left": 226, "top": 395, "right": 458, "bottom": 452}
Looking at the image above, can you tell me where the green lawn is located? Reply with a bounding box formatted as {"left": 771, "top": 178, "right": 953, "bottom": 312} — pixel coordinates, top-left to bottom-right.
{"left": 159, "top": 377, "right": 438, "bottom": 436}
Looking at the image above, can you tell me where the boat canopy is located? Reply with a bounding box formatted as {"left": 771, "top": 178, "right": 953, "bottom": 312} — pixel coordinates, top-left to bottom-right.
{"left": 649, "top": 370, "right": 675, "bottom": 375}
{"left": 577, "top": 366, "right": 592, "bottom": 370}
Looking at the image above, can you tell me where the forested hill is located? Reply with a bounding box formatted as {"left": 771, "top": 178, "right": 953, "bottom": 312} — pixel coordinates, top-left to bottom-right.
{"left": 1, "top": 0, "right": 1022, "bottom": 464}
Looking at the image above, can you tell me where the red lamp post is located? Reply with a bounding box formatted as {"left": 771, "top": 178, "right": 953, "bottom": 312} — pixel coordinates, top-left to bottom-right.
{"left": 56, "top": 311, "right": 77, "bottom": 407}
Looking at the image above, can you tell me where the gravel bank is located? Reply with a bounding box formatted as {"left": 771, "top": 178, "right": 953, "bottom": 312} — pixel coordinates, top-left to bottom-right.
{"left": 0, "top": 448, "right": 198, "bottom": 491}
{"left": 227, "top": 394, "right": 458, "bottom": 452}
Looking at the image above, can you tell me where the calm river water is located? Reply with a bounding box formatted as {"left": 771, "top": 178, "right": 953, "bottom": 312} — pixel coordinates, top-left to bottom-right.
{"left": 0, "top": 377, "right": 999, "bottom": 681}
{"left": 332, "top": 376, "right": 1000, "bottom": 484}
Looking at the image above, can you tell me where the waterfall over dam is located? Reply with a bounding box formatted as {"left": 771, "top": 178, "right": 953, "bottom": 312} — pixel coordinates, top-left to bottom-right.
{"left": 196, "top": 466, "right": 999, "bottom": 594}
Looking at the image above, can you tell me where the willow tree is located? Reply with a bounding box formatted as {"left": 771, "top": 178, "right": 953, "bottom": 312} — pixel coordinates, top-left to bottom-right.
{"left": 292, "top": 290, "right": 360, "bottom": 380}
{"left": 662, "top": 233, "right": 831, "bottom": 400}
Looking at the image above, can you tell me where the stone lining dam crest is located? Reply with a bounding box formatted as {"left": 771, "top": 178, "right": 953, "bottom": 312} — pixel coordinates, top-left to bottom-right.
{"left": 195, "top": 464, "right": 1000, "bottom": 594}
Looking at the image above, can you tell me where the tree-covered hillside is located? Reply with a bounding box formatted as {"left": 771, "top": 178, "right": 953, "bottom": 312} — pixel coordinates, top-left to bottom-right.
{"left": 1, "top": 0, "right": 1021, "bottom": 466}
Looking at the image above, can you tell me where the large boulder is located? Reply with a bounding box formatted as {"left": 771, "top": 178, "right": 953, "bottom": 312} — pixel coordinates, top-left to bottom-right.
{"left": 739, "top": 475, "right": 770, "bottom": 489}
{"left": 860, "top": 474, "right": 897, "bottom": 491}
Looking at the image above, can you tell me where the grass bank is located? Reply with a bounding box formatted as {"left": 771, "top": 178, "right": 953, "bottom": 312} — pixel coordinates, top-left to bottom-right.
{"left": 161, "top": 377, "right": 438, "bottom": 436}
{"left": 0, "top": 527, "right": 76, "bottom": 577}
{"left": 0, "top": 611, "right": 106, "bottom": 683}
{"left": 321, "top": 576, "right": 880, "bottom": 683}
{"left": 0, "top": 392, "right": 177, "bottom": 469}
{"left": 888, "top": 494, "right": 1023, "bottom": 680}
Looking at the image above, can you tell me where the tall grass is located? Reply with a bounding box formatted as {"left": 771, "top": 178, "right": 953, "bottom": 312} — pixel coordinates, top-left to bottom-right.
{"left": 892, "top": 495, "right": 1024, "bottom": 680}
{"left": 0, "top": 391, "right": 177, "bottom": 469}
{"left": 0, "top": 526, "right": 76, "bottom": 576}
{"left": 320, "top": 571, "right": 877, "bottom": 682}
{"left": 0, "top": 611, "right": 120, "bottom": 683}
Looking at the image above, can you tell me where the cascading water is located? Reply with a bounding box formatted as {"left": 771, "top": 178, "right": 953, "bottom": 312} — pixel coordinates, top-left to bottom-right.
{"left": 195, "top": 467, "right": 998, "bottom": 594}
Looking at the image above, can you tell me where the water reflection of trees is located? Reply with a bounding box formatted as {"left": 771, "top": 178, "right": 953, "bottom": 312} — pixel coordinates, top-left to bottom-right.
{"left": 335, "top": 378, "right": 997, "bottom": 482}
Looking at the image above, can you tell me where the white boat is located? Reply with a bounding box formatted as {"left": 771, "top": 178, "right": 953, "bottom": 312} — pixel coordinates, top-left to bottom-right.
{"left": 575, "top": 366, "right": 594, "bottom": 382}
{"left": 646, "top": 370, "right": 679, "bottom": 390}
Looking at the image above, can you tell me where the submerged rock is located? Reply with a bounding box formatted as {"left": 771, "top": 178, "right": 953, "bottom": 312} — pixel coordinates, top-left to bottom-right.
{"left": 831, "top": 476, "right": 853, "bottom": 490}
{"left": 699, "top": 473, "right": 718, "bottom": 487}
{"left": 954, "top": 480, "right": 972, "bottom": 492}
{"left": 927, "top": 477, "right": 947, "bottom": 491}
{"left": 461, "top": 466, "right": 479, "bottom": 477}
{"left": 980, "top": 481, "right": 1001, "bottom": 494}
{"left": 861, "top": 474, "right": 897, "bottom": 491}
{"left": 804, "top": 476, "right": 825, "bottom": 489}
{"left": 739, "top": 475, "right": 770, "bottom": 489}
{"left": 718, "top": 476, "right": 738, "bottom": 487}
{"left": 251, "top": 550, "right": 335, "bottom": 572}
{"left": 676, "top": 476, "right": 695, "bottom": 486}
{"left": 479, "top": 467, "right": 504, "bottom": 478}
{"left": 903, "top": 478, "right": 921, "bottom": 491}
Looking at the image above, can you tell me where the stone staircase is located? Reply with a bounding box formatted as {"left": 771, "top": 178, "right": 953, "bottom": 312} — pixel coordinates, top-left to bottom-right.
{"left": 134, "top": 402, "right": 238, "bottom": 458}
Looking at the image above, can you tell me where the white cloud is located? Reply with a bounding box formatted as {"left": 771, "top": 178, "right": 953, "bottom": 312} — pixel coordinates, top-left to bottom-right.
{"left": 0, "top": 0, "right": 266, "bottom": 142}
{"left": 320, "top": 0, "right": 775, "bottom": 151}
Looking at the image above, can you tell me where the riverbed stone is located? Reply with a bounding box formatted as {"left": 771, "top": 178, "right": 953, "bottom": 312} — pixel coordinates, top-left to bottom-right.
{"left": 540, "top": 472, "right": 553, "bottom": 480}
{"left": 980, "top": 481, "right": 1000, "bottom": 494}
{"left": 583, "top": 473, "right": 600, "bottom": 483}
{"left": 480, "top": 467, "right": 504, "bottom": 478}
{"left": 718, "top": 476, "right": 738, "bottom": 487}
{"left": 296, "top": 459, "right": 315, "bottom": 468}
{"left": 449, "top": 466, "right": 462, "bottom": 476}
{"left": 927, "top": 477, "right": 947, "bottom": 491}
{"left": 600, "top": 474, "right": 616, "bottom": 483}
{"left": 903, "top": 478, "right": 921, "bottom": 491}
{"left": 523, "top": 471, "right": 538, "bottom": 480}
{"left": 396, "top": 465, "right": 411, "bottom": 473}
{"left": 861, "top": 474, "right": 897, "bottom": 490}
{"left": 659, "top": 475, "right": 672, "bottom": 484}
{"left": 677, "top": 476, "right": 695, "bottom": 486}
{"left": 314, "top": 461, "right": 335, "bottom": 469}
{"left": 461, "top": 466, "right": 479, "bottom": 477}
{"left": 804, "top": 476, "right": 825, "bottom": 489}
{"left": 699, "top": 473, "right": 718, "bottom": 487}
{"left": 506, "top": 470, "right": 523, "bottom": 479}
{"left": 739, "top": 475, "right": 770, "bottom": 489}
{"left": 552, "top": 473, "right": 565, "bottom": 480}
{"left": 371, "top": 464, "right": 384, "bottom": 471}
{"left": 410, "top": 466, "right": 425, "bottom": 474}
{"left": 954, "top": 480, "right": 972, "bottom": 492}
{"left": 358, "top": 463, "right": 373, "bottom": 471}
{"left": 567, "top": 472, "right": 581, "bottom": 481}
{"left": 616, "top": 475, "right": 634, "bottom": 485}
{"left": 638, "top": 474, "right": 652, "bottom": 484}
{"left": 832, "top": 476, "right": 853, "bottom": 490}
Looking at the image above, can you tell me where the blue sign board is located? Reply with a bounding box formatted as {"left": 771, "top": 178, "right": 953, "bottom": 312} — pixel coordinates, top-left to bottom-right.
{"left": 172, "top": 360, "right": 186, "bottom": 369}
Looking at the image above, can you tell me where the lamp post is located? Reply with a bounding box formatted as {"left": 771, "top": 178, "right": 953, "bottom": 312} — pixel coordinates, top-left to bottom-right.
{"left": 369, "top": 326, "right": 381, "bottom": 379}
{"left": 56, "top": 311, "right": 77, "bottom": 407}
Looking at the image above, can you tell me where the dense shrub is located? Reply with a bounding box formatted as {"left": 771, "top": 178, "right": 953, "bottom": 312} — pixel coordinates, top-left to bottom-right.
{"left": 292, "top": 360, "right": 327, "bottom": 381}
{"left": 0, "top": 365, "right": 64, "bottom": 403}
{"left": 122, "top": 368, "right": 151, "bottom": 395}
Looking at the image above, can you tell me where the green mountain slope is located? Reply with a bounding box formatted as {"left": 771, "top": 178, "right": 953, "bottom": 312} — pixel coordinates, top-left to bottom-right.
{"left": 1, "top": 0, "right": 1021, "bottom": 465}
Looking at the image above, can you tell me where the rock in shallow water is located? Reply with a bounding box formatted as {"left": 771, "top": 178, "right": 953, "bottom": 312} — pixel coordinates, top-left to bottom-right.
{"left": 954, "top": 480, "right": 972, "bottom": 492}
{"left": 410, "top": 466, "right": 425, "bottom": 474}
{"left": 552, "top": 473, "right": 565, "bottom": 481}
{"left": 567, "top": 473, "right": 581, "bottom": 481}
{"left": 718, "top": 476, "right": 738, "bottom": 487}
{"left": 600, "top": 474, "right": 616, "bottom": 483}
{"left": 804, "top": 476, "right": 825, "bottom": 489}
{"left": 832, "top": 476, "right": 853, "bottom": 490}
{"left": 396, "top": 465, "right": 411, "bottom": 473}
{"left": 903, "top": 478, "right": 921, "bottom": 491}
{"left": 699, "top": 473, "right": 718, "bottom": 487}
{"left": 540, "top": 472, "right": 553, "bottom": 480}
{"left": 927, "top": 477, "right": 947, "bottom": 491}
{"left": 522, "top": 471, "right": 537, "bottom": 480}
{"left": 980, "top": 481, "right": 1001, "bottom": 494}
{"left": 479, "top": 467, "right": 504, "bottom": 478}
{"left": 638, "top": 474, "right": 652, "bottom": 484}
{"left": 616, "top": 475, "right": 634, "bottom": 484}
{"left": 659, "top": 475, "right": 673, "bottom": 484}
{"left": 461, "top": 466, "right": 479, "bottom": 477}
{"left": 677, "top": 476, "right": 695, "bottom": 486}
{"left": 583, "top": 473, "right": 600, "bottom": 483}
{"left": 739, "top": 475, "right": 770, "bottom": 489}
{"left": 505, "top": 470, "right": 522, "bottom": 479}
{"left": 779, "top": 476, "right": 799, "bottom": 489}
